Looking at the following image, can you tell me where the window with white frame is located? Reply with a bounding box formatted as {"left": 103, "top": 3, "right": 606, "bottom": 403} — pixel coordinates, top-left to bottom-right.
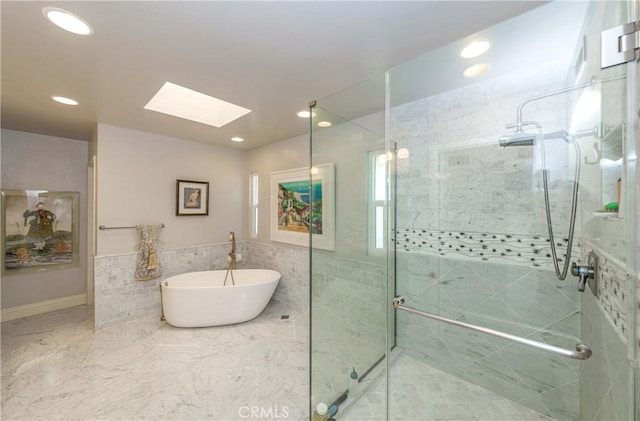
{"left": 250, "top": 171, "right": 259, "bottom": 239}
{"left": 368, "top": 150, "right": 387, "bottom": 255}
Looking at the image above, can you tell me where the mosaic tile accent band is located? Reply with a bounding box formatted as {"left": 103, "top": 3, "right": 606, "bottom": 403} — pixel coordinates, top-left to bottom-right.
{"left": 394, "top": 228, "right": 580, "bottom": 269}
{"left": 581, "top": 242, "right": 633, "bottom": 344}
{"left": 597, "top": 258, "right": 631, "bottom": 340}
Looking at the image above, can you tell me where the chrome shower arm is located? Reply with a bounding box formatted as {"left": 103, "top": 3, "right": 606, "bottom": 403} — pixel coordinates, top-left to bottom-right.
{"left": 514, "top": 77, "right": 597, "bottom": 129}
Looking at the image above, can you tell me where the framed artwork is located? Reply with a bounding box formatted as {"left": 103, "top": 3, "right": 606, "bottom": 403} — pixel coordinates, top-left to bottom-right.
{"left": 1, "top": 190, "right": 79, "bottom": 274}
{"left": 270, "top": 163, "right": 335, "bottom": 250}
{"left": 176, "top": 179, "right": 209, "bottom": 216}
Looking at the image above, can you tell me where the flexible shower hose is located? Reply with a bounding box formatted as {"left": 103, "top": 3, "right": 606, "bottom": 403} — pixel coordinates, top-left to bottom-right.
{"left": 541, "top": 140, "right": 581, "bottom": 280}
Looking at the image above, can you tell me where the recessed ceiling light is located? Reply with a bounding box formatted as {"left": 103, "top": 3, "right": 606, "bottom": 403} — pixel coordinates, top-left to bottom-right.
{"left": 460, "top": 41, "right": 490, "bottom": 59}
{"left": 42, "top": 7, "right": 94, "bottom": 36}
{"left": 231, "top": 137, "right": 244, "bottom": 142}
{"left": 463, "top": 63, "right": 490, "bottom": 78}
{"left": 317, "top": 121, "right": 332, "bottom": 128}
{"left": 297, "top": 110, "right": 317, "bottom": 118}
{"left": 52, "top": 96, "right": 78, "bottom": 106}
{"left": 144, "top": 82, "right": 252, "bottom": 128}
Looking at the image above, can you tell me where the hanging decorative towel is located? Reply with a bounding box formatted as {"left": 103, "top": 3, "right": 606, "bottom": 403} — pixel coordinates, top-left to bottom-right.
{"left": 135, "top": 224, "right": 163, "bottom": 281}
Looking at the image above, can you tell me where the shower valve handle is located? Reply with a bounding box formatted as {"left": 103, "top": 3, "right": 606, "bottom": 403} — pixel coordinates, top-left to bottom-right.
{"left": 570, "top": 262, "right": 594, "bottom": 292}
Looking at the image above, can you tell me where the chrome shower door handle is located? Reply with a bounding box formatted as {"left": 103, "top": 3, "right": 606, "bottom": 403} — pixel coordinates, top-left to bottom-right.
{"left": 393, "top": 295, "right": 593, "bottom": 361}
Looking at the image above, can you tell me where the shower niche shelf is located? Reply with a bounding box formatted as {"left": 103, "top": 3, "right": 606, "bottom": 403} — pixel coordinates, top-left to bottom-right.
{"left": 592, "top": 211, "right": 621, "bottom": 219}
{"left": 599, "top": 122, "right": 624, "bottom": 212}
{"left": 600, "top": 123, "right": 623, "bottom": 162}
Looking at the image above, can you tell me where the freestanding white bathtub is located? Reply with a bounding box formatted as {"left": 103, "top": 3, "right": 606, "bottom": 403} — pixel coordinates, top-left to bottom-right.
{"left": 160, "top": 269, "right": 281, "bottom": 328}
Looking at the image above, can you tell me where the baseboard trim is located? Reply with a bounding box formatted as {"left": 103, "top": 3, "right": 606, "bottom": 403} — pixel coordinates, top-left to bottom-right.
{"left": 1, "top": 294, "right": 87, "bottom": 322}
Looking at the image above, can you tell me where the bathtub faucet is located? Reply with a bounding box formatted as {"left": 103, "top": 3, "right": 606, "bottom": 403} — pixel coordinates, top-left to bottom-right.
{"left": 228, "top": 231, "right": 237, "bottom": 270}
{"left": 224, "top": 231, "right": 236, "bottom": 286}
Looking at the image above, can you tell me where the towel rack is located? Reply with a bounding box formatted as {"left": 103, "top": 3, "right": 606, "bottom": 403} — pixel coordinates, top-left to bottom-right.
{"left": 99, "top": 223, "right": 165, "bottom": 230}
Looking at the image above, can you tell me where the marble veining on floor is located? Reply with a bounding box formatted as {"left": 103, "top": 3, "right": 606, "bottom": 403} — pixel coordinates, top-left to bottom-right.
{"left": 339, "top": 351, "right": 556, "bottom": 421}
{"left": 1, "top": 305, "right": 308, "bottom": 420}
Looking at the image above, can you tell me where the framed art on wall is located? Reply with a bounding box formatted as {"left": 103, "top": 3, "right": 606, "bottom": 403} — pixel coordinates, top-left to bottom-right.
{"left": 270, "top": 163, "right": 335, "bottom": 250}
{"left": 1, "top": 189, "right": 79, "bottom": 274}
{"left": 176, "top": 179, "right": 209, "bottom": 216}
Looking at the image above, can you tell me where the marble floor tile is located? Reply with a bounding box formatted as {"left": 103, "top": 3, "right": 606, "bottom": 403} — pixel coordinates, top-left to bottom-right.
{"left": 3, "top": 306, "right": 564, "bottom": 421}
{"left": 338, "top": 351, "right": 556, "bottom": 421}
{"left": 2, "top": 305, "right": 308, "bottom": 421}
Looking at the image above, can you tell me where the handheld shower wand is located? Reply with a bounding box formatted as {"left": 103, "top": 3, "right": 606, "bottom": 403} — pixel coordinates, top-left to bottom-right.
{"left": 499, "top": 121, "right": 580, "bottom": 281}
{"left": 498, "top": 78, "right": 599, "bottom": 283}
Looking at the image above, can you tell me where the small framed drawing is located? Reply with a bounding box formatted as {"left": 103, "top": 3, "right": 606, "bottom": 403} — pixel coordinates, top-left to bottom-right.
{"left": 270, "top": 163, "right": 335, "bottom": 250}
{"left": 176, "top": 179, "right": 209, "bottom": 216}
{"left": 1, "top": 189, "right": 79, "bottom": 274}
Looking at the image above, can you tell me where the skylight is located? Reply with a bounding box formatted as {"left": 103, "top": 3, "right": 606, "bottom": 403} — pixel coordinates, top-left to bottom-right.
{"left": 144, "top": 82, "right": 251, "bottom": 128}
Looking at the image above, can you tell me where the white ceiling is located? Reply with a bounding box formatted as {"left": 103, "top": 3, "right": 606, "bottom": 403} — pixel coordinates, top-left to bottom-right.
{"left": 1, "top": 1, "right": 549, "bottom": 150}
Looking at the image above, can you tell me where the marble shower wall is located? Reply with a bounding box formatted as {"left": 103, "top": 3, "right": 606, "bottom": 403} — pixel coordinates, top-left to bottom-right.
{"left": 395, "top": 251, "right": 580, "bottom": 421}
{"left": 389, "top": 61, "right": 585, "bottom": 420}
{"left": 389, "top": 60, "right": 580, "bottom": 238}
{"left": 94, "top": 241, "right": 309, "bottom": 329}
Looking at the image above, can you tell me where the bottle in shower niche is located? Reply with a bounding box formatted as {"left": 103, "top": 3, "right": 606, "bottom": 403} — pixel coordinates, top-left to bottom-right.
{"left": 312, "top": 403, "right": 329, "bottom": 421}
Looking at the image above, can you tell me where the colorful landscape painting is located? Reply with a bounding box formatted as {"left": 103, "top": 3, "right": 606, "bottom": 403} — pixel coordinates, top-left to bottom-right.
{"left": 277, "top": 179, "right": 323, "bottom": 234}
{"left": 2, "top": 190, "right": 78, "bottom": 272}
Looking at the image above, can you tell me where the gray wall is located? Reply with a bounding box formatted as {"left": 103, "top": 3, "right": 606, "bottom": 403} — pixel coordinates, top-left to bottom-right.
{"left": 1, "top": 129, "right": 88, "bottom": 308}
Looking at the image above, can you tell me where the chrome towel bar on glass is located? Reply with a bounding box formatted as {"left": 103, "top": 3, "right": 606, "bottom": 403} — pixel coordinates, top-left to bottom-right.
{"left": 392, "top": 295, "right": 592, "bottom": 361}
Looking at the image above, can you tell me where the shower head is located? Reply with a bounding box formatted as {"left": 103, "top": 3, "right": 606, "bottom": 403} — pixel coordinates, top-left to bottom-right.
{"left": 498, "top": 129, "right": 571, "bottom": 147}
{"left": 498, "top": 131, "right": 537, "bottom": 147}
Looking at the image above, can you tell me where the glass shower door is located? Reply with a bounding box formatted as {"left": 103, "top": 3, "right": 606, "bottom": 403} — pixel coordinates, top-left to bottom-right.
{"left": 310, "top": 73, "right": 391, "bottom": 419}
{"left": 386, "top": 1, "right": 638, "bottom": 420}
{"left": 579, "top": 1, "right": 638, "bottom": 420}
{"left": 309, "top": 0, "right": 638, "bottom": 420}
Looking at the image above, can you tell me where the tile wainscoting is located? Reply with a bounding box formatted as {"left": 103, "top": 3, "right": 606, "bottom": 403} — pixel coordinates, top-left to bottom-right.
{"left": 94, "top": 241, "right": 309, "bottom": 329}
{"left": 243, "top": 241, "right": 309, "bottom": 316}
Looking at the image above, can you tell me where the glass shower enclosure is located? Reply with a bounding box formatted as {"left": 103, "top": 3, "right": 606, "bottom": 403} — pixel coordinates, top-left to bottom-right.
{"left": 310, "top": 1, "right": 638, "bottom": 420}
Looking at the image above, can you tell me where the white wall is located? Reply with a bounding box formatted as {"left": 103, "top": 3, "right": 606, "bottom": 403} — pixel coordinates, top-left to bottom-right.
{"left": 95, "top": 124, "right": 246, "bottom": 255}
{"left": 246, "top": 133, "right": 309, "bottom": 245}
{"left": 1, "top": 129, "right": 88, "bottom": 309}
